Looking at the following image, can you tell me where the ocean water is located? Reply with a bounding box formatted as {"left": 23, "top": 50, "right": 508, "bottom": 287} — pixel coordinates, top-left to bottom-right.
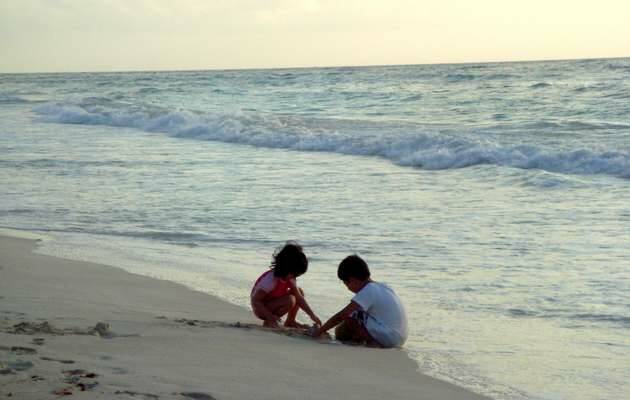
{"left": 1, "top": 59, "right": 629, "bottom": 400}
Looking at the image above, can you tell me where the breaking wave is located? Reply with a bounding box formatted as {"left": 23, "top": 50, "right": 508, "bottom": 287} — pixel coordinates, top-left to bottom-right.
{"left": 33, "top": 103, "right": 630, "bottom": 178}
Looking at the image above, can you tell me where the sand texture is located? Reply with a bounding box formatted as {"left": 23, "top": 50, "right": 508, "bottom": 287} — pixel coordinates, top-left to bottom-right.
{"left": 0, "top": 235, "right": 490, "bottom": 399}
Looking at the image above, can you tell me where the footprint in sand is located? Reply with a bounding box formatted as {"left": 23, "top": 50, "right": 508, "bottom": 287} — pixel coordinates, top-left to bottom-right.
{"left": 10, "top": 346, "right": 37, "bottom": 355}
{"left": 40, "top": 356, "right": 75, "bottom": 364}
{"left": 110, "top": 366, "right": 129, "bottom": 375}
{"left": 115, "top": 390, "right": 159, "bottom": 399}
{"left": 8, "top": 321, "right": 56, "bottom": 334}
{"left": 52, "top": 387, "right": 74, "bottom": 396}
{"left": 0, "top": 347, "right": 37, "bottom": 375}
{"left": 7, "top": 360, "right": 34, "bottom": 372}
{"left": 63, "top": 369, "right": 97, "bottom": 378}
{"left": 76, "top": 381, "right": 99, "bottom": 391}
{"left": 62, "top": 369, "right": 99, "bottom": 392}
{"left": 0, "top": 367, "right": 14, "bottom": 375}
{"left": 31, "top": 337, "right": 45, "bottom": 346}
{"left": 180, "top": 392, "right": 217, "bottom": 400}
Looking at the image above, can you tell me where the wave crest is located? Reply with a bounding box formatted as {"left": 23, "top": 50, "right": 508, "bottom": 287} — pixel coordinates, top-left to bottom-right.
{"left": 33, "top": 103, "right": 630, "bottom": 178}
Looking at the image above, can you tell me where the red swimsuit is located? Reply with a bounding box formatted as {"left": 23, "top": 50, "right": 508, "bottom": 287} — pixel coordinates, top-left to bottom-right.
{"left": 251, "top": 270, "right": 293, "bottom": 299}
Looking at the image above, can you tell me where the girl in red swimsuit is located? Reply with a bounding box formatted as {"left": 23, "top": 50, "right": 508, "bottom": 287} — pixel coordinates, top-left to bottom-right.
{"left": 250, "top": 241, "right": 321, "bottom": 329}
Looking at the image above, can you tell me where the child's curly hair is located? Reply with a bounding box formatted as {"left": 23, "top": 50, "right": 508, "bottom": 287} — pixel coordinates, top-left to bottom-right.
{"left": 271, "top": 241, "right": 308, "bottom": 278}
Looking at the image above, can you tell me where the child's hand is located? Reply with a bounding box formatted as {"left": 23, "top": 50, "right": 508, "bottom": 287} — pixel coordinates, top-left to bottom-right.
{"left": 312, "top": 316, "right": 322, "bottom": 327}
{"left": 307, "top": 325, "right": 321, "bottom": 337}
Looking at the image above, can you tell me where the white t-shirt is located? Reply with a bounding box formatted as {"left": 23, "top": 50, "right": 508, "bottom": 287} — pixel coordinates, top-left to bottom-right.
{"left": 352, "top": 282, "right": 408, "bottom": 344}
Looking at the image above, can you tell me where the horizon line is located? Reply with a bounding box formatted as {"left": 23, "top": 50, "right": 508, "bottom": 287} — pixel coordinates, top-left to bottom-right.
{"left": 1, "top": 55, "right": 628, "bottom": 75}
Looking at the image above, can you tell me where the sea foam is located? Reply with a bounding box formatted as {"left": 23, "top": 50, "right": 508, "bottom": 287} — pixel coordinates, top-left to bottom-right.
{"left": 33, "top": 103, "right": 630, "bottom": 178}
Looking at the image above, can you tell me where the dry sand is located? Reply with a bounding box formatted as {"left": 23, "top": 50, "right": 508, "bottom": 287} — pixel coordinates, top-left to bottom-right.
{"left": 0, "top": 234, "right": 490, "bottom": 399}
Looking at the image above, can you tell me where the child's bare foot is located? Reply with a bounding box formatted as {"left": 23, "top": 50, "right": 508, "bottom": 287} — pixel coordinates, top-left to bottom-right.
{"left": 284, "top": 321, "right": 309, "bottom": 329}
{"left": 263, "top": 320, "right": 280, "bottom": 329}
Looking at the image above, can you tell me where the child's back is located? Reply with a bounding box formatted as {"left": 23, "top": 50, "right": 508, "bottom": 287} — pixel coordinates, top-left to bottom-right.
{"left": 351, "top": 280, "right": 408, "bottom": 347}
{"left": 313, "top": 254, "right": 408, "bottom": 348}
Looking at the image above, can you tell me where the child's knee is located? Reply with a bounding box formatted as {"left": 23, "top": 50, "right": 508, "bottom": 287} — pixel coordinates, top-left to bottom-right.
{"left": 334, "top": 321, "right": 354, "bottom": 341}
{"left": 344, "top": 315, "right": 360, "bottom": 330}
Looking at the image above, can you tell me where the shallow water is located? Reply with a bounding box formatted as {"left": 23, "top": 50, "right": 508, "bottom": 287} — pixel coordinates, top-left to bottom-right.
{"left": 1, "top": 59, "right": 629, "bottom": 400}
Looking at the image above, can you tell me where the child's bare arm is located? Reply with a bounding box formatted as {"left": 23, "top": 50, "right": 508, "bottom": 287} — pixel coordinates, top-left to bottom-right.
{"left": 288, "top": 281, "right": 322, "bottom": 325}
{"left": 313, "top": 301, "right": 361, "bottom": 337}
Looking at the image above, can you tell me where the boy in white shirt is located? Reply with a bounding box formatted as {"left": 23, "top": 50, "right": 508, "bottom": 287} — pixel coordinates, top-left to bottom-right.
{"left": 311, "top": 255, "right": 408, "bottom": 348}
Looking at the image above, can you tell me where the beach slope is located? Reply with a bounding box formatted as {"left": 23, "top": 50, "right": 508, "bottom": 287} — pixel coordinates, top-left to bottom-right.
{"left": 0, "top": 235, "right": 489, "bottom": 400}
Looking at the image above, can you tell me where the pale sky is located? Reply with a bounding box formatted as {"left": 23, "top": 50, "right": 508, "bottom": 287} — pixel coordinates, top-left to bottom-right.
{"left": 1, "top": 0, "right": 629, "bottom": 73}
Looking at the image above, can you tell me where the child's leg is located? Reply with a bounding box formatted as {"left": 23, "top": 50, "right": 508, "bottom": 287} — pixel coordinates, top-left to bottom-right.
{"left": 259, "top": 295, "right": 296, "bottom": 327}
{"left": 334, "top": 316, "right": 382, "bottom": 348}
{"left": 334, "top": 321, "right": 355, "bottom": 342}
{"left": 284, "top": 287, "right": 309, "bottom": 328}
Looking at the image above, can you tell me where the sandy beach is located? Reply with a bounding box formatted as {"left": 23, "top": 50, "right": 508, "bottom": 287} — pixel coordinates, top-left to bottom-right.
{"left": 0, "top": 234, "right": 491, "bottom": 400}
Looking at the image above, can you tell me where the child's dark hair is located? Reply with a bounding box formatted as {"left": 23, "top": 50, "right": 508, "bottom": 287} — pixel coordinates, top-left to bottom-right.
{"left": 271, "top": 241, "right": 308, "bottom": 278}
{"left": 337, "top": 254, "right": 370, "bottom": 281}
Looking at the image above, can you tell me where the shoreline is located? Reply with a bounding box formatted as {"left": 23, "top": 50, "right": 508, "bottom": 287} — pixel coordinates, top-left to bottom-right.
{"left": 0, "top": 234, "right": 490, "bottom": 399}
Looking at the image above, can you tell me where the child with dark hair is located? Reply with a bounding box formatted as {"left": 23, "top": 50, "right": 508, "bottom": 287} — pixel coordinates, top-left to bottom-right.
{"left": 311, "top": 254, "right": 408, "bottom": 348}
{"left": 250, "top": 241, "right": 321, "bottom": 329}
